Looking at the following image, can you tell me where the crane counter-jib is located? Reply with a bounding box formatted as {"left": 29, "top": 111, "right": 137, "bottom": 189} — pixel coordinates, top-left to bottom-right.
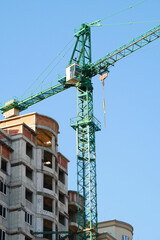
{"left": 0, "top": 79, "right": 72, "bottom": 113}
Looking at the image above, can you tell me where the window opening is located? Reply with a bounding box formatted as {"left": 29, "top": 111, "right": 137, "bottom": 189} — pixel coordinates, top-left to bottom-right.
{"left": 43, "top": 174, "right": 52, "bottom": 190}
{"left": 59, "top": 213, "right": 65, "bottom": 226}
{"left": 0, "top": 181, "right": 6, "bottom": 194}
{"left": 25, "top": 188, "right": 33, "bottom": 203}
{"left": 69, "top": 210, "right": 77, "bottom": 223}
{"left": 55, "top": 159, "right": 58, "bottom": 172}
{"left": 1, "top": 159, "right": 7, "bottom": 173}
{"left": 26, "top": 166, "right": 33, "bottom": 180}
{"left": 43, "top": 219, "right": 52, "bottom": 240}
{"left": 26, "top": 142, "right": 33, "bottom": 159}
{"left": 25, "top": 211, "right": 33, "bottom": 225}
{"left": 43, "top": 150, "right": 52, "bottom": 168}
{"left": 122, "top": 236, "right": 129, "bottom": 240}
{"left": 55, "top": 181, "right": 57, "bottom": 194}
{"left": 59, "top": 192, "right": 65, "bottom": 204}
{"left": 0, "top": 229, "right": 6, "bottom": 240}
{"left": 25, "top": 237, "right": 32, "bottom": 240}
{"left": 0, "top": 205, "right": 6, "bottom": 218}
{"left": 59, "top": 169, "right": 65, "bottom": 184}
{"left": 43, "top": 197, "right": 52, "bottom": 212}
{"left": 37, "top": 128, "right": 52, "bottom": 150}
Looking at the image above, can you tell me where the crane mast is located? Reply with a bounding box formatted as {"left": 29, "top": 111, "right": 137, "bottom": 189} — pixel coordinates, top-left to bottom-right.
{"left": 69, "top": 24, "right": 100, "bottom": 240}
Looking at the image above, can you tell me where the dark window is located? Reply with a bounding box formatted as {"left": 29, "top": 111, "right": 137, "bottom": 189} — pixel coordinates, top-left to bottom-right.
{"left": 55, "top": 159, "right": 58, "bottom": 172}
{"left": 0, "top": 229, "right": 6, "bottom": 240}
{"left": 4, "top": 208, "right": 6, "bottom": 218}
{"left": 0, "top": 181, "right": 6, "bottom": 195}
{"left": 26, "top": 142, "right": 33, "bottom": 159}
{"left": 43, "top": 219, "right": 52, "bottom": 240}
{"left": 1, "top": 159, "right": 7, "bottom": 173}
{"left": 25, "top": 188, "right": 33, "bottom": 203}
{"left": 0, "top": 182, "right": 2, "bottom": 192}
{"left": 25, "top": 237, "right": 32, "bottom": 240}
{"left": 43, "top": 174, "right": 52, "bottom": 190}
{"left": 43, "top": 150, "right": 52, "bottom": 168}
{"left": 25, "top": 211, "right": 33, "bottom": 225}
{"left": 59, "top": 192, "right": 65, "bottom": 204}
{"left": 43, "top": 197, "right": 52, "bottom": 212}
{"left": 0, "top": 205, "right": 6, "bottom": 218}
{"left": 122, "top": 236, "right": 129, "bottom": 240}
{"left": 26, "top": 166, "right": 33, "bottom": 180}
{"left": 55, "top": 181, "right": 57, "bottom": 194}
{"left": 59, "top": 169, "right": 65, "bottom": 184}
{"left": 4, "top": 184, "right": 6, "bottom": 194}
{"left": 69, "top": 210, "right": 77, "bottom": 224}
{"left": 59, "top": 213, "right": 65, "bottom": 226}
{"left": 30, "top": 215, "right": 32, "bottom": 225}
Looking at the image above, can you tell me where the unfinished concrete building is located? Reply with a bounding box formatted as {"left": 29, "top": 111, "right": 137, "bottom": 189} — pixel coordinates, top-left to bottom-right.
{"left": 68, "top": 192, "right": 134, "bottom": 240}
{"left": 0, "top": 112, "right": 69, "bottom": 240}
{"left": 0, "top": 109, "right": 134, "bottom": 240}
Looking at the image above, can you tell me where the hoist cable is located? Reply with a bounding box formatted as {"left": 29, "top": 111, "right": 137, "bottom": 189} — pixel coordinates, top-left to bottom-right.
{"left": 20, "top": 37, "right": 74, "bottom": 99}
{"left": 103, "top": 83, "right": 106, "bottom": 128}
{"left": 100, "top": 0, "right": 147, "bottom": 22}
{"left": 101, "top": 20, "right": 160, "bottom": 27}
{"left": 38, "top": 42, "right": 75, "bottom": 86}
{"left": 89, "top": 0, "right": 147, "bottom": 27}
{"left": 21, "top": 41, "right": 75, "bottom": 98}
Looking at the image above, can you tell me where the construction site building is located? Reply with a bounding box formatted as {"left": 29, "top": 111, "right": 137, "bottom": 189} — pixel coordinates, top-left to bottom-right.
{"left": 68, "top": 192, "right": 133, "bottom": 240}
{"left": 0, "top": 110, "right": 134, "bottom": 240}
{"left": 0, "top": 112, "right": 69, "bottom": 240}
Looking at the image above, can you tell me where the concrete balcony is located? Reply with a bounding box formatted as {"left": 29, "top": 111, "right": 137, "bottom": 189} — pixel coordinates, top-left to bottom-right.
{"left": 68, "top": 191, "right": 84, "bottom": 212}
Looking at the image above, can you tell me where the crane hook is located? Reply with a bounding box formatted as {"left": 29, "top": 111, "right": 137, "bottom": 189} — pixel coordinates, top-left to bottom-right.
{"left": 100, "top": 73, "right": 108, "bottom": 128}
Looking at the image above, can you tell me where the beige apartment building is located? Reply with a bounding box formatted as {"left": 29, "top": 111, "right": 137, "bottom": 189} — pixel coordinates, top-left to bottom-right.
{"left": 68, "top": 191, "right": 133, "bottom": 240}
{"left": 98, "top": 220, "right": 133, "bottom": 240}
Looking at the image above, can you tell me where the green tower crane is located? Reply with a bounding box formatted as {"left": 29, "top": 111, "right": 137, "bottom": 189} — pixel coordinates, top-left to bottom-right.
{"left": 0, "top": 21, "right": 160, "bottom": 240}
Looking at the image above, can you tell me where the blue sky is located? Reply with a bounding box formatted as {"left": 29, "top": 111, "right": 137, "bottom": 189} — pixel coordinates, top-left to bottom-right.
{"left": 0, "top": 1, "right": 160, "bottom": 240}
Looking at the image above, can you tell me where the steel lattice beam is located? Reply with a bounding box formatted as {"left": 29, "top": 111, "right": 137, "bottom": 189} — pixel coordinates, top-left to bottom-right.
{"left": 90, "top": 24, "right": 160, "bottom": 76}
{"left": 0, "top": 77, "right": 71, "bottom": 113}
{"left": 71, "top": 87, "right": 101, "bottom": 240}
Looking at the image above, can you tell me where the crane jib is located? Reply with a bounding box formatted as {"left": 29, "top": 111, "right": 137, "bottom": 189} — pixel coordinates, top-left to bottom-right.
{"left": 90, "top": 25, "right": 160, "bottom": 76}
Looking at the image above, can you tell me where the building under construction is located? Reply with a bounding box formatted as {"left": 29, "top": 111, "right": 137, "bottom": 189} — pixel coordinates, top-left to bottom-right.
{"left": 1, "top": 11, "right": 159, "bottom": 240}
{"left": 0, "top": 112, "right": 69, "bottom": 240}
{"left": 0, "top": 110, "right": 133, "bottom": 240}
